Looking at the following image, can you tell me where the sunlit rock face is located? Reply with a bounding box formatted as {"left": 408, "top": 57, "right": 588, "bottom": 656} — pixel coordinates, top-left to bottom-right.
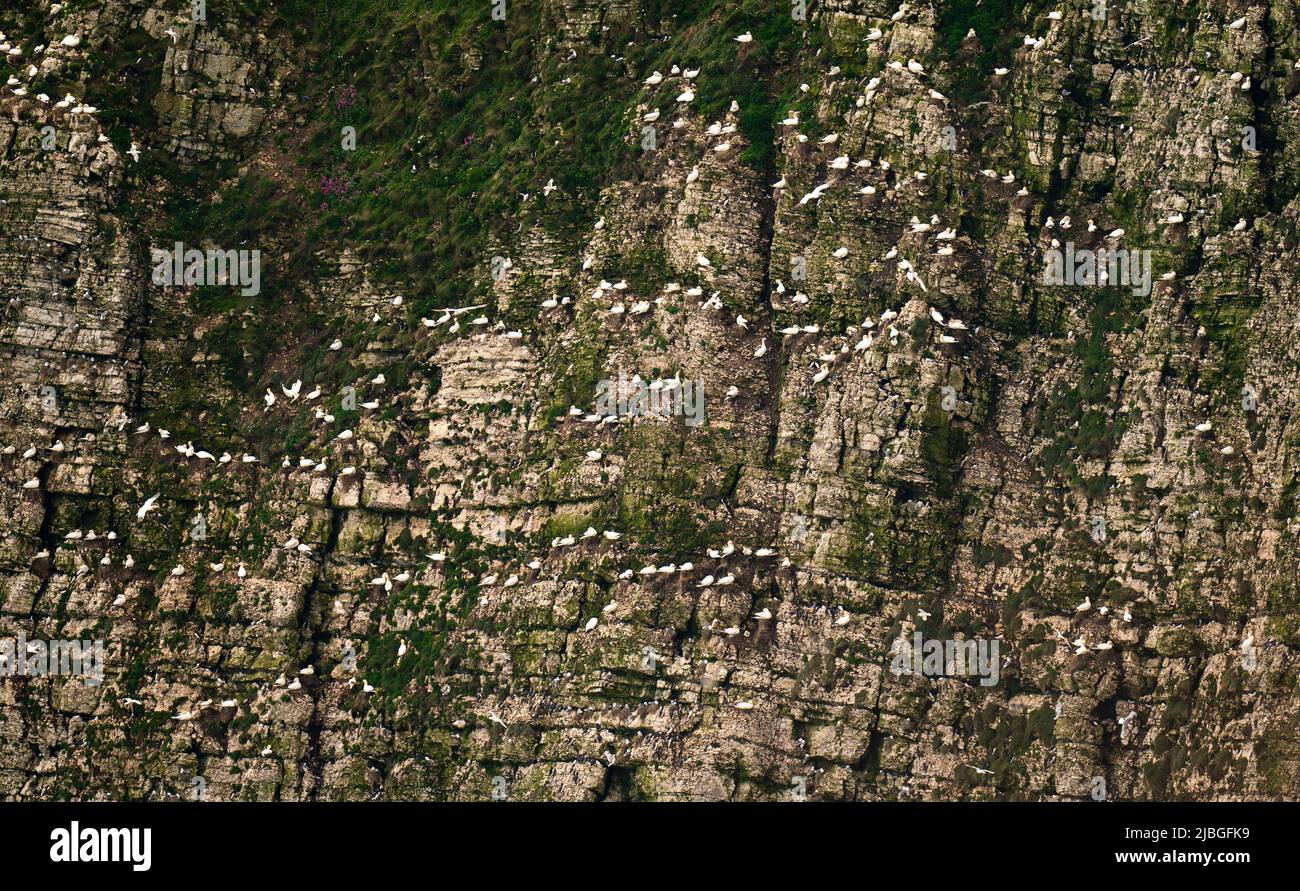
{"left": 0, "top": 0, "right": 1298, "bottom": 800}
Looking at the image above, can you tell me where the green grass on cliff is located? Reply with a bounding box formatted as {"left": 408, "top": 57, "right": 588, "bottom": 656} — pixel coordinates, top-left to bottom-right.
{"left": 936, "top": 0, "right": 1036, "bottom": 96}
{"left": 85, "top": 0, "right": 809, "bottom": 412}
{"left": 201, "top": 0, "right": 806, "bottom": 309}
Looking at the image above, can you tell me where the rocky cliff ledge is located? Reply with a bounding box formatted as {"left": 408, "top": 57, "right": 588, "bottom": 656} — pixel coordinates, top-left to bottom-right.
{"left": 1, "top": 0, "right": 1298, "bottom": 801}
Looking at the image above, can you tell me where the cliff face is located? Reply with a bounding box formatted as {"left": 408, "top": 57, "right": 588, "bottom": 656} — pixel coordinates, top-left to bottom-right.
{"left": 1, "top": 0, "right": 1299, "bottom": 801}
